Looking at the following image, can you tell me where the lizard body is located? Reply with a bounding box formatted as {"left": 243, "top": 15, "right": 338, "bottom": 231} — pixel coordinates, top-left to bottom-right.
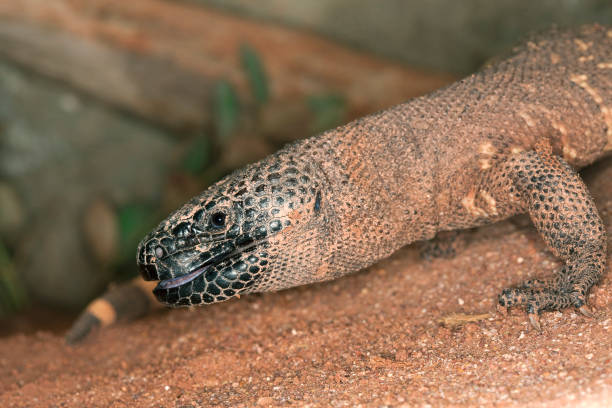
{"left": 68, "top": 25, "right": 612, "bottom": 342}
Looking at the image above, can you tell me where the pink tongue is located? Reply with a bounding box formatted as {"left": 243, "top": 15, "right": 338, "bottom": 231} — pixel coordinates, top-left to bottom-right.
{"left": 158, "top": 265, "right": 209, "bottom": 289}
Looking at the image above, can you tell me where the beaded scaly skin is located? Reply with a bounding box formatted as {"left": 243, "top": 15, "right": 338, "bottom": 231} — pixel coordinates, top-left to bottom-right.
{"left": 67, "top": 25, "right": 611, "bottom": 342}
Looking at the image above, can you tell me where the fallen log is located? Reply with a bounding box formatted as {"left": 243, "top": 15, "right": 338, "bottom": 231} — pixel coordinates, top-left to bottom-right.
{"left": 0, "top": 0, "right": 453, "bottom": 130}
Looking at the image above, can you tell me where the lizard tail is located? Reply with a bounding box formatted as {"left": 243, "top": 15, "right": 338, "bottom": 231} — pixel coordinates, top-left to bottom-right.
{"left": 65, "top": 278, "right": 160, "bottom": 344}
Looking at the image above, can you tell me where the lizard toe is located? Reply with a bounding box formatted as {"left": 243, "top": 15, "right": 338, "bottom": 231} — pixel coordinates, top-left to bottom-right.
{"left": 528, "top": 312, "right": 542, "bottom": 332}
{"left": 578, "top": 305, "right": 596, "bottom": 318}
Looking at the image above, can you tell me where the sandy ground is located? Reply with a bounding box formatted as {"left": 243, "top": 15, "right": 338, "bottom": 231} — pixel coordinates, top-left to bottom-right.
{"left": 1, "top": 158, "right": 612, "bottom": 407}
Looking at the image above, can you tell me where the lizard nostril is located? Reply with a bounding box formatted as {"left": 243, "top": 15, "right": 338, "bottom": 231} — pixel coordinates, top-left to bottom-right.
{"left": 139, "top": 263, "right": 158, "bottom": 281}
{"left": 155, "top": 246, "right": 165, "bottom": 258}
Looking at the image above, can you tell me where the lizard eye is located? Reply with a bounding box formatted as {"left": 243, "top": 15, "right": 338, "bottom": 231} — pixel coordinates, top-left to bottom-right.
{"left": 210, "top": 211, "right": 227, "bottom": 229}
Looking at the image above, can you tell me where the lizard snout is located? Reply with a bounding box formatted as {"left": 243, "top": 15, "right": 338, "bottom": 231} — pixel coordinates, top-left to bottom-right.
{"left": 136, "top": 237, "right": 164, "bottom": 281}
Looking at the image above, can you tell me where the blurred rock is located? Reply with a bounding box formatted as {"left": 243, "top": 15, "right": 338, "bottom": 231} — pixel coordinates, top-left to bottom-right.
{"left": 82, "top": 198, "right": 119, "bottom": 265}
{"left": 259, "top": 101, "right": 313, "bottom": 144}
{"left": 0, "top": 0, "right": 453, "bottom": 130}
{"left": 0, "top": 20, "right": 212, "bottom": 130}
{"left": 220, "top": 133, "right": 275, "bottom": 171}
{"left": 0, "top": 61, "right": 177, "bottom": 308}
{"left": 197, "top": 0, "right": 612, "bottom": 73}
{"left": 19, "top": 204, "right": 109, "bottom": 309}
{"left": 0, "top": 182, "right": 24, "bottom": 242}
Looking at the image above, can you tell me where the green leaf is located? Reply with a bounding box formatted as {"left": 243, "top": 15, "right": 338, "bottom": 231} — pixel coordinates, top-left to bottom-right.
{"left": 308, "top": 94, "right": 346, "bottom": 133}
{"left": 117, "top": 204, "right": 156, "bottom": 263}
{"left": 240, "top": 44, "right": 269, "bottom": 104}
{"left": 182, "top": 135, "right": 211, "bottom": 175}
{"left": 213, "top": 80, "right": 240, "bottom": 142}
{"left": 0, "top": 240, "right": 27, "bottom": 316}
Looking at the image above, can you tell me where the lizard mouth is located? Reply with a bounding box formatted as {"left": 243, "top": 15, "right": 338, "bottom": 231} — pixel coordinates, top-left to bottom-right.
{"left": 155, "top": 249, "right": 234, "bottom": 291}
{"left": 152, "top": 239, "right": 266, "bottom": 306}
{"left": 156, "top": 263, "right": 212, "bottom": 290}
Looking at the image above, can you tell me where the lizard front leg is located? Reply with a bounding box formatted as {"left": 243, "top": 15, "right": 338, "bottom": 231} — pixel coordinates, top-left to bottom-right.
{"left": 488, "top": 149, "right": 606, "bottom": 329}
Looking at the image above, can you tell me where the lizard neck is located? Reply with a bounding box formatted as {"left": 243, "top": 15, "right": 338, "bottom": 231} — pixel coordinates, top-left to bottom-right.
{"left": 297, "top": 111, "right": 439, "bottom": 280}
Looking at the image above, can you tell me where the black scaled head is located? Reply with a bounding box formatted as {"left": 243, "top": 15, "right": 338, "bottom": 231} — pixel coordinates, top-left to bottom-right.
{"left": 136, "top": 147, "right": 324, "bottom": 307}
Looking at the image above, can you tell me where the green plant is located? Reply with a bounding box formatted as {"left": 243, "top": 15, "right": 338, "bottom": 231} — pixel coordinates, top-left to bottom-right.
{"left": 0, "top": 240, "right": 27, "bottom": 316}
{"left": 213, "top": 80, "right": 240, "bottom": 142}
{"left": 240, "top": 44, "right": 270, "bottom": 105}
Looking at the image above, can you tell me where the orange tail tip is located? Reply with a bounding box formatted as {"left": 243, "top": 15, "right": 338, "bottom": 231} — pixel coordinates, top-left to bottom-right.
{"left": 65, "top": 278, "right": 159, "bottom": 344}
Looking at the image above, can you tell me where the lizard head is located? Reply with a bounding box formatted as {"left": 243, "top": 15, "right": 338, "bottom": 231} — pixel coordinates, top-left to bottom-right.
{"left": 136, "top": 147, "right": 327, "bottom": 307}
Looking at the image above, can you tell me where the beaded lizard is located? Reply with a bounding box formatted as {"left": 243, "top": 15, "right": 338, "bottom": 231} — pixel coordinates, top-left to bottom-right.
{"left": 67, "top": 24, "right": 612, "bottom": 342}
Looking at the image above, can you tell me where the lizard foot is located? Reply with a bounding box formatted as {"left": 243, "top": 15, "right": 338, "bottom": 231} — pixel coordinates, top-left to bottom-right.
{"left": 492, "top": 150, "right": 606, "bottom": 330}
{"left": 498, "top": 268, "right": 600, "bottom": 330}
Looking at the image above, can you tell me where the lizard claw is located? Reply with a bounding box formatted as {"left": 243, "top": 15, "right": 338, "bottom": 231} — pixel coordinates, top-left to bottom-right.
{"left": 528, "top": 313, "right": 542, "bottom": 332}
{"left": 578, "top": 305, "right": 596, "bottom": 318}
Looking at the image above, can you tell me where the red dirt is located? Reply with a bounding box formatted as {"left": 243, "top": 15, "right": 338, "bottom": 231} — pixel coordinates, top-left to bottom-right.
{"left": 1, "top": 158, "right": 612, "bottom": 407}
